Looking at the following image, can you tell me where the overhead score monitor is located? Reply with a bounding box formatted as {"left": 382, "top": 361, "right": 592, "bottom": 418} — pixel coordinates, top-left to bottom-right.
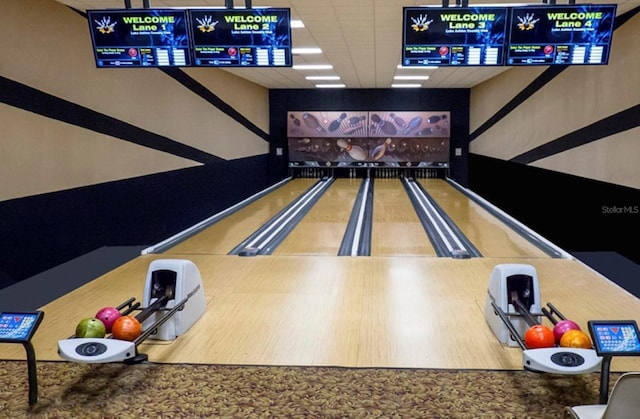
{"left": 188, "top": 8, "right": 292, "bottom": 67}
{"left": 402, "top": 6, "right": 509, "bottom": 66}
{"left": 87, "top": 9, "right": 192, "bottom": 67}
{"left": 506, "top": 4, "right": 617, "bottom": 65}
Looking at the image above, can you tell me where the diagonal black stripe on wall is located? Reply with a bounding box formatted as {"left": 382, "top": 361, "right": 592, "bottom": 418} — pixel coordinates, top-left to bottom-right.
{"left": 469, "top": 6, "right": 639, "bottom": 143}
{"left": 511, "top": 104, "right": 640, "bottom": 164}
{"left": 0, "top": 75, "right": 221, "bottom": 165}
{"left": 160, "top": 68, "right": 270, "bottom": 142}
{"left": 469, "top": 66, "right": 568, "bottom": 142}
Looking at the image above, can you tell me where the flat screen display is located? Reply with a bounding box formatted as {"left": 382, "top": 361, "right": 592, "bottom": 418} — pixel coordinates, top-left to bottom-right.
{"left": 506, "top": 4, "right": 617, "bottom": 65}
{"left": 0, "top": 311, "right": 44, "bottom": 342}
{"left": 402, "top": 7, "right": 509, "bottom": 66}
{"left": 188, "top": 8, "right": 292, "bottom": 67}
{"left": 588, "top": 320, "right": 640, "bottom": 356}
{"left": 87, "top": 9, "right": 192, "bottom": 67}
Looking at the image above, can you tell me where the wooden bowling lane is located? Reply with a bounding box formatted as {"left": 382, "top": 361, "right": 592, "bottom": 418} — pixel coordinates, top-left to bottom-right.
{"left": 165, "top": 179, "right": 318, "bottom": 255}
{"left": 4, "top": 254, "right": 640, "bottom": 373}
{"left": 370, "top": 178, "right": 437, "bottom": 256}
{"left": 417, "top": 179, "right": 552, "bottom": 259}
{"left": 273, "top": 178, "right": 361, "bottom": 255}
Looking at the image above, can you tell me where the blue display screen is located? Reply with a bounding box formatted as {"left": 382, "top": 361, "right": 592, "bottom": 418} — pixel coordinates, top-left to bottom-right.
{"left": 0, "top": 312, "right": 44, "bottom": 342}
{"left": 188, "top": 8, "right": 292, "bottom": 67}
{"left": 87, "top": 9, "right": 192, "bottom": 67}
{"left": 402, "top": 7, "right": 509, "bottom": 66}
{"left": 588, "top": 320, "right": 640, "bottom": 356}
{"left": 506, "top": 5, "right": 617, "bottom": 65}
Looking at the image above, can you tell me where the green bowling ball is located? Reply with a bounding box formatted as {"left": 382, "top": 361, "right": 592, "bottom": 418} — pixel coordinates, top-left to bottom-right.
{"left": 75, "top": 317, "right": 106, "bottom": 338}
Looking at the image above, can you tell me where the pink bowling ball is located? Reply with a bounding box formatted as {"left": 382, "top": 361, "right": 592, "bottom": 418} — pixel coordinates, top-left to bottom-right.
{"left": 553, "top": 319, "right": 581, "bottom": 344}
{"left": 95, "top": 306, "right": 122, "bottom": 333}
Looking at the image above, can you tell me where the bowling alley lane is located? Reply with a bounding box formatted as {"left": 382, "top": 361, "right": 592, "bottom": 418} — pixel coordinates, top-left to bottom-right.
{"left": 165, "top": 178, "right": 318, "bottom": 255}
{"left": 371, "top": 178, "right": 437, "bottom": 256}
{"left": 4, "top": 254, "right": 640, "bottom": 373}
{"left": 418, "top": 178, "right": 552, "bottom": 258}
{"left": 273, "top": 178, "right": 361, "bottom": 255}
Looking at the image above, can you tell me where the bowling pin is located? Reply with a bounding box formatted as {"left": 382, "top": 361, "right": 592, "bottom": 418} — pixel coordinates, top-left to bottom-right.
{"left": 371, "top": 138, "right": 392, "bottom": 161}
{"left": 402, "top": 116, "right": 423, "bottom": 135}
{"left": 337, "top": 139, "right": 367, "bottom": 161}
{"left": 328, "top": 113, "right": 347, "bottom": 132}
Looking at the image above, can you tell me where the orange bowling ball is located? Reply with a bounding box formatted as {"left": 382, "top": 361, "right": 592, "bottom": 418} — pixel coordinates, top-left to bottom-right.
{"left": 111, "top": 315, "right": 142, "bottom": 341}
{"left": 559, "top": 329, "right": 592, "bottom": 349}
{"left": 524, "top": 324, "right": 556, "bottom": 349}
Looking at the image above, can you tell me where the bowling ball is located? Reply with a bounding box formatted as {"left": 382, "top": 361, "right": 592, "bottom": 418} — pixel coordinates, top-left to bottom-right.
{"left": 95, "top": 306, "right": 122, "bottom": 333}
{"left": 75, "top": 317, "right": 106, "bottom": 338}
{"left": 559, "top": 329, "right": 592, "bottom": 349}
{"left": 553, "top": 319, "right": 581, "bottom": 344}
{"left": 111, "top": 315, "right": 142, "bottom": 341}
{"left": 524, "top": 324, "right": 555, "bottom": 349}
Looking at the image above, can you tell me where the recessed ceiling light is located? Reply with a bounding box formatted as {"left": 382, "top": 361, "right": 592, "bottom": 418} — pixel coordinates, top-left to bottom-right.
{"left": 394, "top": 75, "right": 430, "bottom": 80}
{"left": 316, "top": 84, "right": 346, "bottom": 88}
{"left": 396, "top": 64, "right": 438, "bottom": 70}
{"left": 391, "top": 84, "right": 422, "bottom": 88}
{"left": 293, "top": 64, "right": 334, "bottom": 70}
{"left": 291, "top": 20, "right": 305, "bottom": 28}
{"left": 305, "top": 76, "right": 340, "bottom": 80}
{"left": 292, "top": 48, "right": 323, "bottom": 54}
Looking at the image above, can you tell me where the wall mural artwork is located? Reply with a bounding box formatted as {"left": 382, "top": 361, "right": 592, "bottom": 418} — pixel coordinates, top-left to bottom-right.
{"left": 287, "top": 111, "right": 450, "bottom": 168}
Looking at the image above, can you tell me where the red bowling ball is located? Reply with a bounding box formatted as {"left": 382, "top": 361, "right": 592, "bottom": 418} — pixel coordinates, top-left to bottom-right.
{"left": 553, "top": 319, "right": 581, "bottom": 344}
{"left": 95, "top": 306, "right": 122, "bottom": 333}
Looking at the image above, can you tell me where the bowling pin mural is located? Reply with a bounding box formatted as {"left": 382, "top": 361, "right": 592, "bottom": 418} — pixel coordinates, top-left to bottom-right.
{"left": 328, "top": 112, "right": 347, "bottom": 132}
{"left": 337, "top": 139, "right": 367, "bottom": 161}
{"left": 302, "top": 112, "right": 326, "bottom": 133}
{"left": 402, "top": 116, "right": 423, "bottom": 135}
{"left": 370, "top": 114, "right": 397, "bottom": 136}
{"left": 371, "top": 138, "right": 392, "bottom": 161}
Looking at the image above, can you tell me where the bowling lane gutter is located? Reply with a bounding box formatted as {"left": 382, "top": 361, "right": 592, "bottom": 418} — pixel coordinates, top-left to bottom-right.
{"left": 338, "top": 178, "right": 373, "bottom": 256}
{"left": 402, "top": 177, "right": 482, "bottom": 259}
{"left": 141, "top": 177, "right": 293, "bottom": 255}
{"left": 228, "top": 177, "right": 336, "bottom": 256}
{"left": 445, "top": 178, "right": 570, "bottom": 259}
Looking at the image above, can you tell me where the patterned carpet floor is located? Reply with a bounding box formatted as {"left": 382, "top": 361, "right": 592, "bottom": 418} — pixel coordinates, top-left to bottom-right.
{"left": 0, "top": 360, "right": 616, "bottom": 418}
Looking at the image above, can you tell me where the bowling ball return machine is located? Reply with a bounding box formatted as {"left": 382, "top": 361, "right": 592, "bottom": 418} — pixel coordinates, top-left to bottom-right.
{"left": 58, "top": 259, "right": 206, "bottom": 364}
{"left": 484, "top": 264, "right": 601, "bottom": 374}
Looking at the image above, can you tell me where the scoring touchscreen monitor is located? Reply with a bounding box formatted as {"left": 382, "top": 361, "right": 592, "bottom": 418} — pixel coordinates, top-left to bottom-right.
{"left": 506, "top": 4, "right": 617, "bottom": 65}
{"left": 403, "top": 7, "right": 509, "bottom": 66}
{"left": 188, "top": 8, "right": 292, "bottom": 67}
{"left": 0, "top": 311, "right": 44, "bottom": 343}
{"left": 588, "top": 320, "right": 640, "bottom": 356}
{"left": 87, "top": 9, "right": 192, "bottom": 67}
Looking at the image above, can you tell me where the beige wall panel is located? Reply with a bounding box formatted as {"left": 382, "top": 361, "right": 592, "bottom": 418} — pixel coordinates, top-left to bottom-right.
{"left": 0, "top": 103, "right": 198, "bottom": 202}
{"left": 470, "top": 66, "right": 546, "bottom": 132}
{"left": 471, "top": 15, "right": 639, "bottom": 164}
{"left": 531, "top": 127, "right": 640, "bottom": 190}
{"left": 0, "top": 0, "right": 269, "bottom": 161}
{"left": 185, "top": 68, "right": 270, "bottom": 133}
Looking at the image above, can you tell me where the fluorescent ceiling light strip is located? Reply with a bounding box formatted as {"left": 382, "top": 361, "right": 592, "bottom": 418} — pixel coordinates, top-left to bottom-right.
{"left": 305, "top": 76, "right": 340, "bottom": 80}
{"left": 394, "top": 75, "right": 430, "bottom": 80}
{"left": 292, "top": 48, "right": 323, "bottom": 54}
{"left": 291, "top": 20, "right": 305, "bottom": 28}
{"left": 316, "top": 84, "right": 346, "bottom": 88}
{"left": 397, "top": 64, "right": 438, "bottom": 70}
{"left": 391, "top": 84, "right": 422, "bottom": 88}
{"left": 293, "top": 64, "right": 334, "bottom": 70}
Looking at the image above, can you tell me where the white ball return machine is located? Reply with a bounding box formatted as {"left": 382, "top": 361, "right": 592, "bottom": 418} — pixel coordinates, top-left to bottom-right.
{"left": 484, "top": 263, "right": 601, "bottom": 374}
{"left": 58, "top": 259, "right": 206, "bottom": 364}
